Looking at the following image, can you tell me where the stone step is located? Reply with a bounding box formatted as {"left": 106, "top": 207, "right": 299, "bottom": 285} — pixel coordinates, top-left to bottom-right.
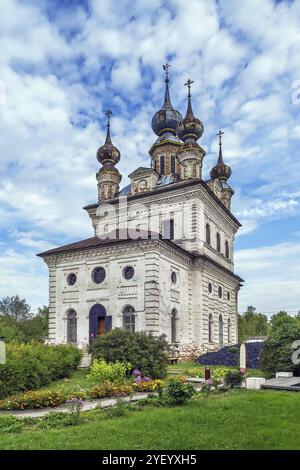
{"left": 78, "top": 353, "right": 92, "bottom": 368}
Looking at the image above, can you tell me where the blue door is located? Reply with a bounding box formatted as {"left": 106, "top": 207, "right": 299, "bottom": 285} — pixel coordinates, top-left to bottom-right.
{"left": 89, "top": 304, "right": 112, "bottom": 344}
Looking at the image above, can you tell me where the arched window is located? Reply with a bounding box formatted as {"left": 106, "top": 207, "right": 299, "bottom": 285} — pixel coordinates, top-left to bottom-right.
{"left": 122, "top": 305, "right": 135, "bottom": 331}
{"left": 206, "top": 223, "right": 211, "bottom": 244}
{"left": 225, "top": 240, "right": 230, "bottom": 259}
{"left": 160, "top": 155, "right": 165, "bottom": 175}
{"left": 209, "top": 314, "right": 214, "bottom": 343}
{"left": 219, "top": 315, "right": 224, "bottom": 346}
{"left": 171, "top": 309, "right": 179, "bottom": 343}
{"left": 216, "top": 232, "right": 221, "bottom": 252}
{"left": 228, "top": 318, "right": 231, "bottom": 343}
{"left": 67, "top": 309, "right": 77, "bottom": 343}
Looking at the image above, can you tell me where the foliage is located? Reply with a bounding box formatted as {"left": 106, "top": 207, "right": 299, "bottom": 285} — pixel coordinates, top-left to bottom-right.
{"left": 0, "top": 388, "right": 85, "bottom": 410}
{"left": 260, "top": 315, "right": 300, "bottom": 377}
{"left": 91, "top": 328, "right": 168, "bottom": 379}
{"left": 89, "top": 382, "right": 133, "bottom": 399}
{"left": 132, "top": 379, "right": 164, "bottom": 393}
{"left": 87, "top": 359, "right": 131, "bottom": 385}
{"left": 0, "top": 342, "right": 82, "bottom": 399}
{"left": 0, "top": 415, "right": 25, "bottom": 433}
{"left": 0, "top": 295, "right": 31, "bottom": 322}
{"left": 224, "top": 370, "right": 244, "bottom": 388}
{"left": 238, "top": 306, "right": 269, "bottom": 342}
{"left": 162, "top": 378, "right": 195, "bottom": 406}
{"left": 0, "top": 304, "right": 49, "bottom": 343}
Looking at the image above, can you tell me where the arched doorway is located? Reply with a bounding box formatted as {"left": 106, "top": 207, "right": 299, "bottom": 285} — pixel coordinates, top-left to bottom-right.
{"left": 89, "top": 304, "right": 112, "bottom": 343}
{"left": 218, "top": 314, "right": 224, "bottom": 347}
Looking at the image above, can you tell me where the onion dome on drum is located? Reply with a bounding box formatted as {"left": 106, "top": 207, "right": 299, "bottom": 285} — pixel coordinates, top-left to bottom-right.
{"left": 151, "top": 64, "right": 182, "bottom": 137}
{"left": 177, "top": 79, "right": 204, "bottom": 142}
{"left": 97, "top": 110, "right": 120, "bottom": 166}
{"left": 210, "top": 130, "right": 232, "bottom": 181}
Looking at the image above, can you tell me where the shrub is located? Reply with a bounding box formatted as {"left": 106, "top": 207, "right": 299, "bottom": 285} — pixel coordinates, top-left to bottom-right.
{"left": 90, "top": 328, "right": 168, "bottom": 379}
{"left": 89, "top": 382, "right": 133, "bottom": 399}
{"left": 87, "top": 359, "right": 131, "bottom": 384}
{"left": 224, "top": 370, "right": 244, "bottom": 388}
{"left": 260, "top": 318, "right": 300, "bottom": 377}
{"left": 132, "top": 379, "right": 164, "bottom": 393}
{"left": 0, "top": 390, "right": 86, "bottom": 411}
{"left": 162, "top": 378, "right": 195, "bottom": 406}
{"left": 0, "top": 342, "right": 82, "bottom": 399}
{"left": 0, "top": 415, "right": 24, "bottom": 433}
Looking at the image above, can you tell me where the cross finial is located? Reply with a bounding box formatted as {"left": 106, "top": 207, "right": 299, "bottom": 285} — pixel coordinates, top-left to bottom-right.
{"left": 105, "top": 109, "right": 112, "bottom": 126}
{"left": 163, "top": 63, "right": 171, "bottom": 82}
{"left": 217, "top": 130, "right": 224, "bottom": 146}
{"left": 184, "top": 78, "right": 194, "bottom": 98}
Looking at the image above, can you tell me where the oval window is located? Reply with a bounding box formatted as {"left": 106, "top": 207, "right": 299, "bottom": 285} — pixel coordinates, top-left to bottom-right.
{"left": 67, "top": 273, "right": 77, "bottom": 286}
{"left": 208, "top": 282, "right": 212, "bottom": 294}
{"left": 92, "top": 267, "right": 106, "bottom": 284}
{"left": 171, "top": 271, "right": 177, "bottom": 284}
{"left": 123, "top": 266, "right": 134, "bottom": 280}
{"left": 227, "top": 291, "right": 231, "bottom": 301}
{"left": 218, "top": 286, "right": 223, "bottom": 298}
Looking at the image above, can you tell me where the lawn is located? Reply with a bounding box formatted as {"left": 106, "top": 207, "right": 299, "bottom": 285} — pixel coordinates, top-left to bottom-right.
{"left": 0, "top": 390, "right": 299, "bottom": 450}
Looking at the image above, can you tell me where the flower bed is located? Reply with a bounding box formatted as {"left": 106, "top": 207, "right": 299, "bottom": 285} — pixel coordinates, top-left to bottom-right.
{"left": 0, "top": 390, "right": 86, "bottom": 411}
{"left": 89, "top": 383, "right": 134, "bottom": 399}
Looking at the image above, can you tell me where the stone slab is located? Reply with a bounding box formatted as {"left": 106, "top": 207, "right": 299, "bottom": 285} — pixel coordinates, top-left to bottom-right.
{"left": 276, "top": 372, "right": 293, "bottom": 378}
{"left": 245, "top": 377, "right": 266, "bottom": 390}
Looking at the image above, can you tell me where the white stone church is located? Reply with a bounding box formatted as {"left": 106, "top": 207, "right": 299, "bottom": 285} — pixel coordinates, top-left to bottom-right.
{"left": 38, "top": 65, "right": 243, "bottom": 358}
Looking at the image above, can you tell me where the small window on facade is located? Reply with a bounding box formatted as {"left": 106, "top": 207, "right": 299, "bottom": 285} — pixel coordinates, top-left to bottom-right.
{"left": 67, "top": 273, "right": 77, "bottom": 286}
{"left": 160, "top": 155, "right": 165, "bottom": 175}
{"left": 123, "top": 266, "right": 134, "bottom": 280}
{"left": 228, "top": 318, "right": 231, "bottom": 343}
{"left": 219, "top": 315, "right": 224, "bottom": 346}
{"left": 218, "top": 286, "right": 223, "bottom": 298}
{"left": 67, "top": 310, "right": 77, "bottom": 343}
{"left": 227, "top": 291, "right": 231, "bottom": 301}
{"left": 225, "top": 240, "right": 230, "bottom": 259}
{"left": 216, "top": 232, "right": 221, "bottom": 252}
{"left": 208, "top": 282, "right": 212, "bottom": 294}
{"left": 206, "top": 223, "right": 211, "bottom": 244}
{"left": 122, "top": 305, "right": 135, "bottom": 331}
{"left": 163, "top": 218, "right": 174, "bottom": 239}
{"left": 209, "top": 314, "right": 214, "bottom": 343}
{"left": 171, "top": 309, "right": 179, "bottom": 343}
{"left": 171, "top": 271, "right": 177, "bottom": 284}
{"left": 92, "top": 267, "right": 106, "bottom": 284}
{"left": 171, "top": 155, "right": 176, "bottom": 174}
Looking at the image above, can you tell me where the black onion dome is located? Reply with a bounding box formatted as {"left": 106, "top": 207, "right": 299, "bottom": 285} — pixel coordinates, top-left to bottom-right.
{"left": 210, "top": 131, "right": 232, "bottom": 181}
{"left": 151, "top": 75, "right": 182, "bottom": 137}
{"left": 97, "top": 112, "right": 120, "bottom": 166}
{"left": 177, "top": 80, "right": 204, "bottom": 142}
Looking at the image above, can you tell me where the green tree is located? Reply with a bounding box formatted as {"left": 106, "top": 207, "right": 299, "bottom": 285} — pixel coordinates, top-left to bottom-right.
{"left": 0, "top": 295, "right": 31, "bottom": 322}
{"left": 19, "top": 306, "right": 49, "bottom": 342}
{"left": 238, "top": 306, "right": 269, "bottom": 342}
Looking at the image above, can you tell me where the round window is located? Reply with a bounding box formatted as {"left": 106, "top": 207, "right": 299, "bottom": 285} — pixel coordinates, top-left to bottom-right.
{"left": 208, "top": 282, "right": 212, "bottom": 294}
{"left": 123, "top": 266, "right": 134, "bottom": 280}
{"left": 171, "top": 271, "right": 177, "bottom": 284}
{"left": 218, "top": 286, "right": 223, "bottom": 298}
{"left": 67, "top": 273, "right": 77, "bottom": 286}
{"left": 92, "top": 267, "right": 106, "bottom": 284}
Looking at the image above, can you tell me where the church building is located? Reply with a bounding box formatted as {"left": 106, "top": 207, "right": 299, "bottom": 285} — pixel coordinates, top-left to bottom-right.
{"left": 38, "top": 65, "right": 243, "bottom": 358}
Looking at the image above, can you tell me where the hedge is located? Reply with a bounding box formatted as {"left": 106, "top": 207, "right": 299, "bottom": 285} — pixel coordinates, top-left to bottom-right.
{"left": 0, "top": 342, "right": 82, "bottom": 399}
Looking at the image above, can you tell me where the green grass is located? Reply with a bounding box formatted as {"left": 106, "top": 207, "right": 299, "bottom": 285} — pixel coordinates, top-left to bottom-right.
{"left": 0, "top": 390, "right": 299, "bottom": 449}
{"left": 40, "top": 369, "right": 90, "bottom": 393}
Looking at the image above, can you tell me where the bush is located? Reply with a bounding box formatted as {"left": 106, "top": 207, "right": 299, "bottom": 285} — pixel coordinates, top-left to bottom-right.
{"left": 260, "top": 318, "right": 300, "bottom": 377}
{"left": 0, "top": 342, "right": 82, "bottom": 399}
{"left": 0, "top": 389, "right": 86, "bottom": 411}
{"left": 224, "top": 370, "right": 244, "bottom": 388}
{"left": 163, "top": 378, "right": 195, "bottom": 406}
{"left": 89, "top": 383, "right": 133, "bottom": 399}
{"left": 132, "top": 379, "right": 164, "bottom": 393}
{"left": 0, "top": 415, "right": 24, "bottom": 433}
{"left": 87, "top": 359, "right": 131, "bottom": 384}
{"left": 91, "top": 328, "right": 168, "bottom": 379}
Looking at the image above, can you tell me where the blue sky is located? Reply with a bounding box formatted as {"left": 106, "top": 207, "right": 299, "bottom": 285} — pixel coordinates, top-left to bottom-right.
{"left": 0, "top": 0, "right": 300, "bottom": 315}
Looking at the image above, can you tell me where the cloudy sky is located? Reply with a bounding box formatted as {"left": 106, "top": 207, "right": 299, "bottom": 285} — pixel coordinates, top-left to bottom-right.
{"left": 0, "top": 0, "right": 300, "bottom": 315}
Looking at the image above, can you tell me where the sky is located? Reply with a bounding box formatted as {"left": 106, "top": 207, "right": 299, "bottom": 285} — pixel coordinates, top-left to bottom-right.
{"left": 0, "top": 0, "right": 300, "bottom": 315}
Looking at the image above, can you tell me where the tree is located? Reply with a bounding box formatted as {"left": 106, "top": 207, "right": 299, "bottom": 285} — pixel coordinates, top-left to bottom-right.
{"left": 238, "top": 306, "right": 269, "bottom": 342}
{"left": 0, "top": 295, "right": 31, "bottom": 322}
{"left": 19, "top": 306, "right": 49, "bottom": 342}
{"left": 260, "top": 314, "right": 300, "bottom": 377}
